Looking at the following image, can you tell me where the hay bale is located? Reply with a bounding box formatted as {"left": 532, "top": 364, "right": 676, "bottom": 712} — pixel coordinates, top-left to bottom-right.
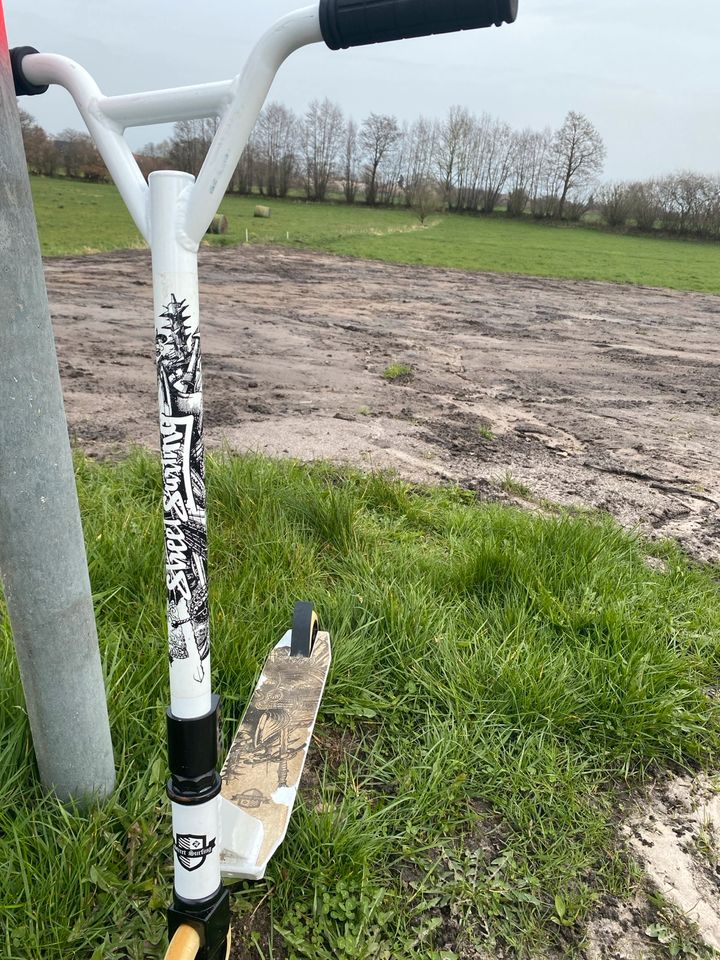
{"left": 206, "top": 214, "right": 228, "bottom": 235}
{"left": 254, "top": 205, "right": 272, "bottom": 219}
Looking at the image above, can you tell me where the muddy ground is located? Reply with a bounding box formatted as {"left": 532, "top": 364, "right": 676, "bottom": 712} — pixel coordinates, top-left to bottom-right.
{"left": 46, "top": 244, "right": 720, "bottom": 563}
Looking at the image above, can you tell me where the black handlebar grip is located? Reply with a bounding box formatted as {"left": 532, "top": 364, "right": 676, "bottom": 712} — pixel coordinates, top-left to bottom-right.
{"left": 10, "top": 47, "right": 49, "bottom": 97}
{"left": 320, "top": 0, "right": 518, "bottom": 51}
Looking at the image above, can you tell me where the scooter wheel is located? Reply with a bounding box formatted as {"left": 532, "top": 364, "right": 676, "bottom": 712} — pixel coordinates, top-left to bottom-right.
{"left": 163, "top": 925, "right": 200, "bottom": 960}
{"left": 291, "top": 601, "right": 319, "bottom": 658}
{"left": 164, "top": 923, "right": 231, "bottom": 960}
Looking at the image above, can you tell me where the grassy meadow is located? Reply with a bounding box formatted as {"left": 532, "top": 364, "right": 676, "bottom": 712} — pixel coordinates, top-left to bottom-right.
{"left": 2, "top": 452, "right": 720, "bottom": 959}
{"left": 30, "top": 176, "right": 720, "bottom": 294}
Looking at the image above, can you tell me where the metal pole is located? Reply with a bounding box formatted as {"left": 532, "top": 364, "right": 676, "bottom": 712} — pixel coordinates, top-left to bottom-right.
{"left": 0, "top": 3, "right": 115, "bottom": 802}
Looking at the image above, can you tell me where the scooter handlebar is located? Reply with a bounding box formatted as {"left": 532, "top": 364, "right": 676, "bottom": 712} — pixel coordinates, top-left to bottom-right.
{"left": 319, "top": 0, "right": 518, "bottom": 50}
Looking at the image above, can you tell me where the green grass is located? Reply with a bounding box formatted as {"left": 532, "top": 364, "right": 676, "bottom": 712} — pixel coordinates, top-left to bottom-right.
{"left": 30, "top": 176, "right": 720, "bottom": 294}
{"left": 382, "top": 363, "right": 414, "bottom": 383}
{"left": 31, "top": 176, "right": 147, "bottom": 256}
{"left": 2, "top": 451, "right": 720, "bottom": 959}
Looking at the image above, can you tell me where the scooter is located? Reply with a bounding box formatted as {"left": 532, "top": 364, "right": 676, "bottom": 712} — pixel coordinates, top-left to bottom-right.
{"left": 11, "top": 2, "right": 518, "bottom": 957}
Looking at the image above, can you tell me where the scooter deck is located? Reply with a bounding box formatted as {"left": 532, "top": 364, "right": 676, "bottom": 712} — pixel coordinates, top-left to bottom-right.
{"left": 219, "top": 630, "right": 331, "bottom": 879}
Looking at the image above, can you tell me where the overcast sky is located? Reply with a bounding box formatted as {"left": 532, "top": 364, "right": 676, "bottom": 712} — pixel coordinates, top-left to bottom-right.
{"left": 5, "top": 0, "right": 720, "bottom": 181}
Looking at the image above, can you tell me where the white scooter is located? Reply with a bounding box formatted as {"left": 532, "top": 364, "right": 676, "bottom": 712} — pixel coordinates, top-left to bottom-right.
{"left": 11, "top": 2, "right": 518, "bottom": 956}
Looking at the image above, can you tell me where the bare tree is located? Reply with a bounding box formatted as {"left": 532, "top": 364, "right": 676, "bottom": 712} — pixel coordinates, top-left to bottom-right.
{"left": 478, "top": 117, "right": 514, "bottom": 214}
{"left": 506, "top": 129, "right": 532, "bottom": 216}
{"left": 134, "top": 140, "right": 173, "bottom": 180}
{"left": 139, "top": 139, "right": 172, "bottom": 160}
{"left": 410, "top": 179, "right": 442, "bottom": 224}
{"left": 617, "top": 174, "right": 720, "bottom": 239}
{"left": 301, "top": 98, "right": 344, "bottom": 201}
{"left": 526, "top": 129, "right": 554, "bottom": 217}
{"left": 255, "top": 102, "right": 298, "bottom": 198}
{"left": 168, "top": 118, "right": 218, "bottom": 177}
{"left": 434, "top": 109, "right": 512, "bottom": 214}
{"left": 359, "top": 113, "right": 401, "bottom": 206}
{"left": 377, "top": 124, "right": 405, "bottom": 205}
{"left": 657, "top": 172, "right": 717, "bottom": 236}
{"left": 504, "top": 128, "right": 549, "bottom": 217}
{"left": 597, "top": 182, "right": 632, "bottom": 228}
{"left": 458, "top": 113, "right": 485, "bottom": 211}
{"left": 551, "top": 111, "right": 606, "bottom": 219}
{"left": 56, "top": 129, "right": 105, "bottom": 180}
{"left": 697, "top": 176, "right": 720, "bottom": 239}
{"left": 18, "top": 109, "right": 56, "bottom": 176}
{"left": 563, "top": 193, "right": 592, "bottom": 222}
{"left": 342, "top": 118, "right": 359, "bottom": 204}
{"left": 17, "top": 107, "right": 34, "bottom": 135}
{"left": 435, "top": 106, "right": 470, "bottom": 210}
{"left": 626, "top": 180, "right": 662, "bottom": 232}
{"left": 704, "top": 178, "right": 720, "bottom": 239}
{"left": 232, "top": 142, "right": 255, "bottom": 195}
{"left": 401, "top": 117, "right": 437, "bottom": 207}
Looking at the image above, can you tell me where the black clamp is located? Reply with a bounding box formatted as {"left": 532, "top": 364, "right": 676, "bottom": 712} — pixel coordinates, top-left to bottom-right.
{"left": 166, "top": 695, "right": 222, "bottom": 805}
{"left": 10, "top": 47, "right": 48, "bottom": 97}
{"left": 169, "top": 885, "right": 231, "bottom": 960}
{"left": 166, "top": 697, "right": 228, "bottom": 956}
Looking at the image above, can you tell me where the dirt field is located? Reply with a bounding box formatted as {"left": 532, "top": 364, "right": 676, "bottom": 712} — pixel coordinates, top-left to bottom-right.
{"left": 46, "top": 245, "right": 720, "bottom": 563}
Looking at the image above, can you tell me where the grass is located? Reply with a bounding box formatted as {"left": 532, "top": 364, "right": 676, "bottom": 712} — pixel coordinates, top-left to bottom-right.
{"left": 31, "top": 176, "right": 147, "bottom": 256}
{"left": 382, "top": 363, "right": 414, "bottom": 383}
{"left": 500, "top": 473, "right": 535, "bottom": 501}
{"left": 30, "top": 176, "right": 720, "bottom": 294}
{"left": 2, "top": 451, "right": 720, "bottom": 959}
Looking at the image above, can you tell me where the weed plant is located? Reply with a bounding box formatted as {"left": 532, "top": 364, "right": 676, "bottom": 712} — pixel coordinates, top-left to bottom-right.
{"left": 382, "top": 364, "right": 414, "bottom": 383}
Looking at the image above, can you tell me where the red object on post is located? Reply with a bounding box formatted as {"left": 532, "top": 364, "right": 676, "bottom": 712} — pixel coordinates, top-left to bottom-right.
{"left": 0, "top": 0, "right": 8, "bottom": 57}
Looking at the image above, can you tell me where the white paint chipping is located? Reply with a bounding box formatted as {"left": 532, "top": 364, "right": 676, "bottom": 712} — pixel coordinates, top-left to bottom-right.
{"left": 271, "top": 785, "right": 298, "bottom": 807}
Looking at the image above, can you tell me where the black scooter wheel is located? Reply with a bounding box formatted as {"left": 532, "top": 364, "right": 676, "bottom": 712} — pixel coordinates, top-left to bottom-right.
{"left": 291, "top": 602, "right": 319, "bottom": 658}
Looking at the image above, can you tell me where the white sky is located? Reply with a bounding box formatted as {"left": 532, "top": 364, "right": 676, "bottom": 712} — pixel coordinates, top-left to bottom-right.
{"left": 5, "top": 0, "right": 720, "bottom": 181}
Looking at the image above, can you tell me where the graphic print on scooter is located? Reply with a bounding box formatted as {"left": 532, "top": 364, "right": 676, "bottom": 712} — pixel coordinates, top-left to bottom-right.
{"left": 156, "top": 294, "right": 209, "bottom": 682}
{"left": 173, "top": 833, "right": 217, "bottom": 872}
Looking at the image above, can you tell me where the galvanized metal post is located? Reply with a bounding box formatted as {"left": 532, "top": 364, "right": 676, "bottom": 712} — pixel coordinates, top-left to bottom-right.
{"left": 0, "top": 4, "right": 115, "bottom": 802}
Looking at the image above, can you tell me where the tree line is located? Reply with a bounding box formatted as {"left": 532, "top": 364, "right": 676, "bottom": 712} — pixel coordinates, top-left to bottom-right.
{"left": 596, "top": 175, "right": 720, "bottom": 240}
{"left": 148, "top": 103, "right": 607, "bottom": 221}
{"left": 19, "top": 102, "right": 720, "bottom": 238}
